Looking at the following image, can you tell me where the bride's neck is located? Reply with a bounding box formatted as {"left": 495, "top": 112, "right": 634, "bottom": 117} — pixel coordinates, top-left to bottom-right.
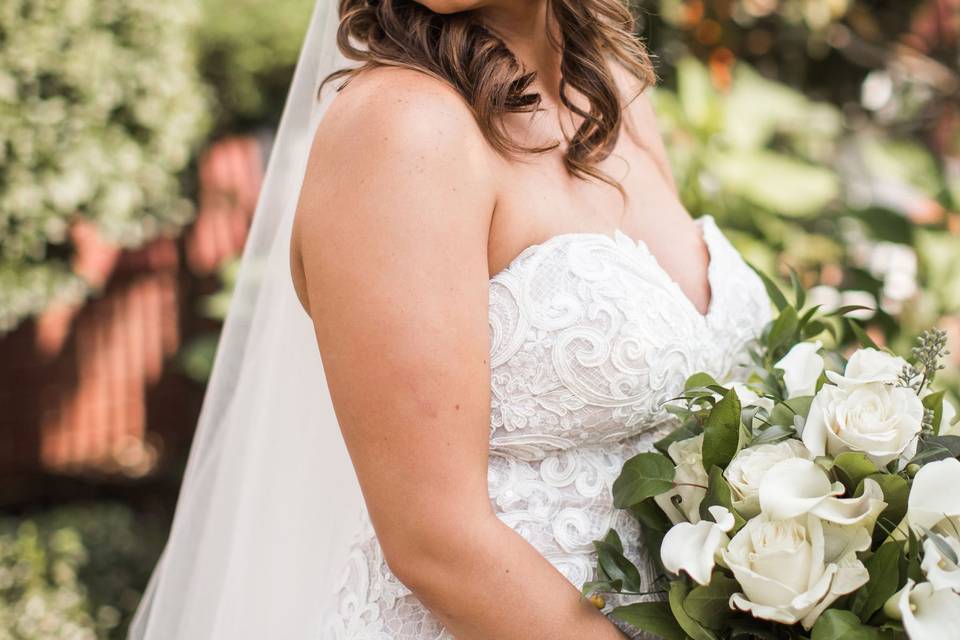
{"left": 477, "top": 1, "right": 562, "bottom": 101}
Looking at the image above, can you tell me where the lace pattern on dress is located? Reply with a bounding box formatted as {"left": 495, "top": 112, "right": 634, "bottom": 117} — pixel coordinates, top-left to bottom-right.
{"left": 322, "top": 216, "right": 771, "bottom": 639}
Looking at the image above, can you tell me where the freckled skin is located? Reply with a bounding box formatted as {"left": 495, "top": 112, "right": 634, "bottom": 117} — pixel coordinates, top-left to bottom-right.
{"left": 289, "top": 2, "right": 701, "bottom": 638}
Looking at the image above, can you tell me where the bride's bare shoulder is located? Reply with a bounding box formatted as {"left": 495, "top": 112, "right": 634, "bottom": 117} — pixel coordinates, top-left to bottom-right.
{"left": 314, "top": 66, "right": 489, "bottom": 162}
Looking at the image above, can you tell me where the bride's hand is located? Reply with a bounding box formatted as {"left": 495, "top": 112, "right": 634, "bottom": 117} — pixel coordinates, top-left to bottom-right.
{"left": 292, "top": 67, "right": 626, "bottom": 640}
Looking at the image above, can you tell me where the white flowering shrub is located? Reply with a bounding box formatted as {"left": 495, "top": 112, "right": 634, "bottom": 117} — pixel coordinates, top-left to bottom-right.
{"left": 0, "top": 0, "right": 211, "bottom": 332}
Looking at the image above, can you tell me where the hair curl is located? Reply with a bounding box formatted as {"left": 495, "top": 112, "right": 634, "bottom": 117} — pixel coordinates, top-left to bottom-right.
{"left": 323, "top": 0, "right": 656, "bottom": 190}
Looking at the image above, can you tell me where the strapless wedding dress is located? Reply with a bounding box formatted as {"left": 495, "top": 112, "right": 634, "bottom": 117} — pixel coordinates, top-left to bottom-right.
{"left": 323, "top": 215, "right": 771, "bottom": 639}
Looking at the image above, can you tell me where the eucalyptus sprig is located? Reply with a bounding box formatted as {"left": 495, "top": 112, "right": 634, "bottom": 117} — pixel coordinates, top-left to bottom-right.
{"left": 898, "top": 329, "right": 950, "bottom": 394}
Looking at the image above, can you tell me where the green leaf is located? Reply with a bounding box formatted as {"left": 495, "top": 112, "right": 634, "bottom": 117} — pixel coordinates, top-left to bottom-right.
{"left": 912, "top": 435, "right": 960, "bottom": 464}
{"left": 611, "top": 601, "right": 687, "bottom": 640}
{"left": 655, "top": 421, "right": 704, "bottom": 456}
{"left": 923, "top": 391, "right": 946, "bottom": 434}
{"left": 603, "top": 529, "right": 624, "bottom": 553}
{"left": 907, "top": 527, "right": 923, "bottom": 582}
{"left": 768, "top": 306, "right": 799, "bottom": 354}
{"left": 593, "top": 540, "right": 643, "bottom": 593}
{"left": 768, "top": 396, "right": 814, "bottom": 426}
{"left": 848, "top": 319, "right": 880, "bottom": 350}
{"left": 851, "top": 541, "right": 904, "bottom": 622}
{"left": 668, "top": 580, "right": 718, "bottom": 640}
{"left": 833, "top": 452, "right": 879, "bottom": 493}
{"left": 811, "top": 609, "right": 884, "bottom": 640}
{"left": 686, "top": 372, "right": 719, "bottom": 391}
{"left": 750, "top": 424, "right": 796, "bottom": 445}
{"left": 788, "top": 265, "right": 806, "bottom": 310}
{"left": 581, "top": 579, "right": 622, "bottom": 596}
{"left": 629, "top": 497, "right": 673, "bottom": 533}
{"left": 683, "top": 573, "right": 740, "bottom": 630}
{"left": 748, "top": 263, "right": 789, "bottom": 311}
{"left": 728, "top": 619, "right": 782, "bottom": 640}
{"left": 699, "top": 466, "right": 746, "bottom": 532}
{"left": 702, "top": 388, "right": 742, "bottom": 470}
{"left": 858, "top": 473, "right": 909, "bottom": 544}
{"left": 826, "top": 304, "right": 876, "bottom": 318}
{"left": 804, "top": 319, "right": 829, "bottom": 339}
{"left": 613, "top": 452, "right": 676, "bottom": 508}
{"left": 799, "top": 303, "right": 823, "bottom": 328}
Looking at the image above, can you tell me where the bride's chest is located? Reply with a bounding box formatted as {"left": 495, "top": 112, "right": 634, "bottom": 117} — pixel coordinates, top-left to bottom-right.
{"left": 486, "top": 217, "right": 770, "bottom": 459}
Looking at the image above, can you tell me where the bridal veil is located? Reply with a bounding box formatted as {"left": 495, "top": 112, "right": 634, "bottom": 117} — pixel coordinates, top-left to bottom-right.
{"left": 128, "top": 2, "right": 365, "bottom": 637}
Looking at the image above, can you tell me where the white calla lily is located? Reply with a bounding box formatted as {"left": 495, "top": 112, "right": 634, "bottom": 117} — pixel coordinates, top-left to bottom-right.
{"left": 758, "top": 458, "right": 886, "bottom": 528}
{"left": 759, "top": 458, "right": 843, "bottom": 520}
{"left": 884, "top": 580, "right": 960, "bottom": 640}
{"left": 774, "top": 341, "right": 824, "bottom": 398}
{"left": 724, "top": 440, "right": 813, "bottom": 518}
{"left": 660, "top": 506, "right": 735, "bottom": 586}
{"left": 908, "top": 458, "right": 960, "bottom": 533}
{"left": 922, "top": 535, "right": 960, "bottom": 592}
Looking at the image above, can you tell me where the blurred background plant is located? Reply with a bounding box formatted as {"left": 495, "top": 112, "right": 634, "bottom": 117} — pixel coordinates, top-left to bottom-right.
{"left": 0, "top": 0, "right": 957, "bottom": 637}
{"left": 0, "top": 0, "right": 211, "bottom": 333}
{"left": 0, "top": 504, "right": 166, "bottom": 640}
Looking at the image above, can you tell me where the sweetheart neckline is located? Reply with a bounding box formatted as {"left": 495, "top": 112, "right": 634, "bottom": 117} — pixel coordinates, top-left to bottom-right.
{"left": 489, "top": 215, "right": 719, "bottom": 321}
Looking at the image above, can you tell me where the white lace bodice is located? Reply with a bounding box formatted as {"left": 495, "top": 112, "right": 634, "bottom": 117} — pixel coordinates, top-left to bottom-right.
{"left": 324, "top": 215, "right": 771, "bottom": 639}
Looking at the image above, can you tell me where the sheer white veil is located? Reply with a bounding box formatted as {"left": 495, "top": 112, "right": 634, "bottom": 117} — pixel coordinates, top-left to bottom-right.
{"left": 129, "top": 2, "right": 365, "bottom": 637}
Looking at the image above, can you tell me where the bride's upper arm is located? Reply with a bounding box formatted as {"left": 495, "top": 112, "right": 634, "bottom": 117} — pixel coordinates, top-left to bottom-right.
{"left": 293, "top": 68, "right": 498, "bottom": 559}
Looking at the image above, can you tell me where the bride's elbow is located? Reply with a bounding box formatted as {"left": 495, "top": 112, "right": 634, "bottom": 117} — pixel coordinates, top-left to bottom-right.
{"left": 380, "top": 532, "right": 454, "bottom": 594}
{"left": 378, "top": 517, "right": 490, "bottom": 597}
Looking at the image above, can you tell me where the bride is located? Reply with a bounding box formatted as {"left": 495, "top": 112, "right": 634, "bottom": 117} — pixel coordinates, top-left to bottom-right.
{"left": 130, "top": 1, "right": 771, "bottom": 639}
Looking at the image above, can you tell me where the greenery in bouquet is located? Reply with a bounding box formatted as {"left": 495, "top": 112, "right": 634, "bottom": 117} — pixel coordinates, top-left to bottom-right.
{"left": 586, "top": 275, "right": 960, "bottom": 639}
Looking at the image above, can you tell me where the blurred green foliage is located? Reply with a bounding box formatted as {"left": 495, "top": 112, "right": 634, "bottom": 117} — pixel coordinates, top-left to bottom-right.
{"left": 0, "top": 503, "right": 167, "bottom": 640}
{"left": 0, "top": 0, "right": 211, "bottom": 332}
{"left": 195, "top": 0, "right": 314, "bottom": 132}
{"left": 639, "top": 0, "right": 960, "bottom": 390}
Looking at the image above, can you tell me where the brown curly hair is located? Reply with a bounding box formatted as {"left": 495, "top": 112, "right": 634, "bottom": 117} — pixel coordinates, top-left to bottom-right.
{"left": 322, "top": 0, "right": 656, "bottom": 190}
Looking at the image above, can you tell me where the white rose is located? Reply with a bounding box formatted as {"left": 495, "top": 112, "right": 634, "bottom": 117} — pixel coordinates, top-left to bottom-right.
{"left": 908, "top": 458, "right": 960, "bottom": 534}
{"left": 802, "top": 381, "right": 923, "bottom": 466}
{"left": 724, "top": 440, "right": 813, "bottom": 517}
{"left": 654, "top": 435, "right": 707, "bottom": 524}
{"left": 775, "top": 341, "right": 824, "bottom": 398}
{"left": 723, "top": 513, "right": 870, "bottom": 629}
{"left": 885, "top": 580, "right": 960, "bottom": 640}
{"left": 660, "top": 506, "right": 735, "bottom": 585}
{"left": 922, "top": 535, "right": 960, "bottom": 592}
{"left": 827, "top": 347, "right": 909, "bottom": 386}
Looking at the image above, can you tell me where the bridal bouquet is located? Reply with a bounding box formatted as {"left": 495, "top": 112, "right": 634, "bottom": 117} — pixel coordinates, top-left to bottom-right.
{"left": 586, "top": 274, "right": 960, "bottom": 640}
